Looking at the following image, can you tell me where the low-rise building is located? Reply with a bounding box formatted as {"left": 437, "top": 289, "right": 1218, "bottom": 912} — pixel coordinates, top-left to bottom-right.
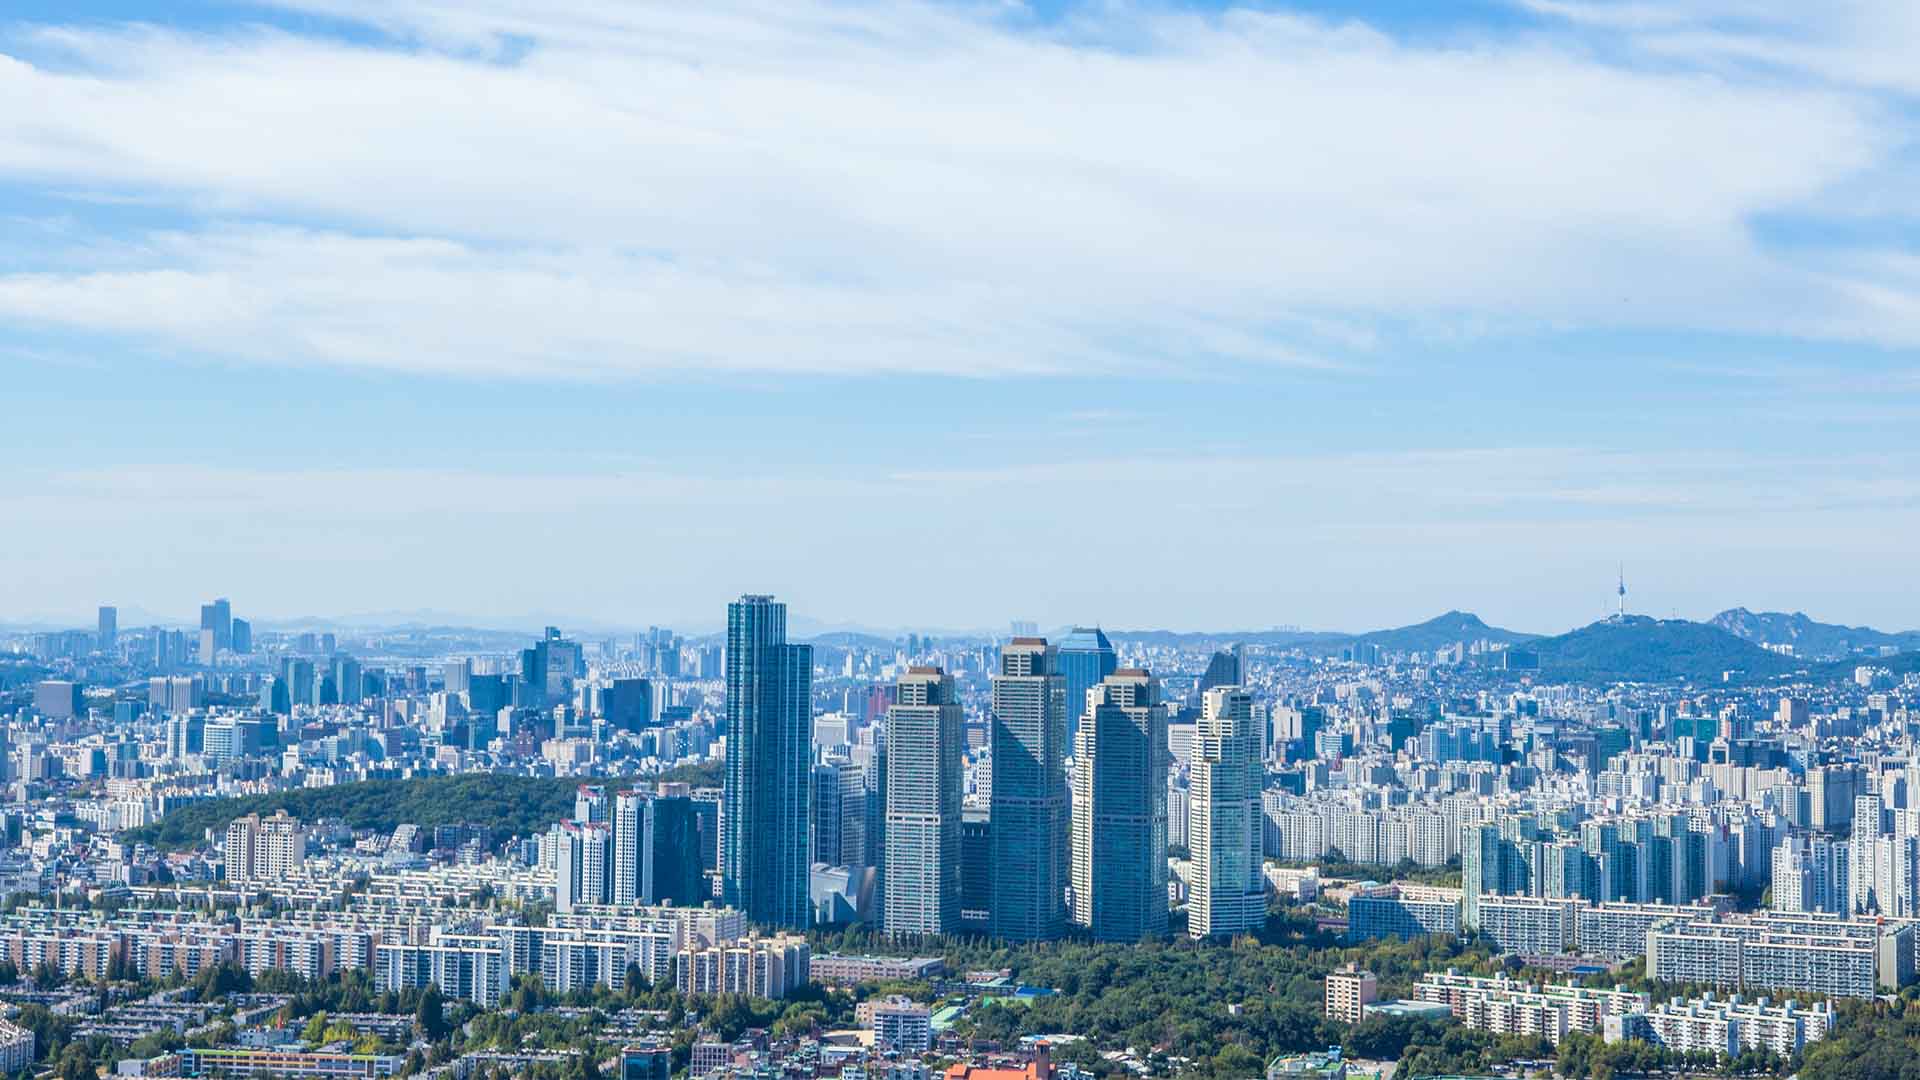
{"left": 1416, "top": 970, "right": 1646, "bottom": 1046}
{"left": 1324, "top": 966, "right": 1378, "bottom": 1023}
{"left": 0, "top": 1019, "right": 35, "bottom": 1076}
{"left": 1605, "top": 994, "right": 1833, "bottom": 1059}
{"left": 810, "top": 954, "right": 945, "bottom": 985}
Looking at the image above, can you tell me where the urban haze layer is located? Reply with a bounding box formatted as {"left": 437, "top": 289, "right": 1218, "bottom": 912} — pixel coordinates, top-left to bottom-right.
{"left": 1, "top": 594, "right": 1915, "bottom": 1080}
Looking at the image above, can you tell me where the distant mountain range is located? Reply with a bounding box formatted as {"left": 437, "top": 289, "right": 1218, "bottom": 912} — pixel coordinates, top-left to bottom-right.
{"left": 1111, "top": 610, "right": 1536, "bottom": 655}
{"left": 1708, "top": 608, "right": 1920, "bottom": 661}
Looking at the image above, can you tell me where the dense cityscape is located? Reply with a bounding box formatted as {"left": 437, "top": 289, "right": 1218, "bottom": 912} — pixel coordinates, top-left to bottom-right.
{"left": 1, "top": 593, "right": 1917, "bottom": 1080}
{"left": 5, "top": 1, "right": 1917, "bottom": 1079}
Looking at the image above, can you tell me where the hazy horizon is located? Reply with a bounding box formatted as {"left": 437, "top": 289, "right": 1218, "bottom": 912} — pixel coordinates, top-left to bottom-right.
{"left": 5, "top": 595, "right": 1910, "bottom": 643}
{"left": 6, "top": 1, "right": 1918, "bottom": 634}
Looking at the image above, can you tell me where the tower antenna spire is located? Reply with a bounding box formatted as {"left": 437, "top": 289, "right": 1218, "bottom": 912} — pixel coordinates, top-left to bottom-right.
{"left": 1616, "top": 564, "right": 1626, "bottom": 620}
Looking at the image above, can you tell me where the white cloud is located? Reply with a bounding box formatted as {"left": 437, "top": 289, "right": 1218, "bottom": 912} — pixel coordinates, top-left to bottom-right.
{"left": 0, "top": 2, "right": 1914, "bottom": 378}
{"left": 1521, "top": 0, "right": 1920, "bottom": 95}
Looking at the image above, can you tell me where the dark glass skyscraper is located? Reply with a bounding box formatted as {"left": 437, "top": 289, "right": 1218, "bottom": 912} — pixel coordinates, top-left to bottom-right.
{"left": 1057, "top": 626, "right": 1116, "bottom": 750}
{"left": 603, "top": 677, "right": 655, "bottom": 732}
{"left": 1198, "top": 642, "right": 1244, "bottom": 697}
{"left": 721, "top": 595, "right": 814, "bottom": 929}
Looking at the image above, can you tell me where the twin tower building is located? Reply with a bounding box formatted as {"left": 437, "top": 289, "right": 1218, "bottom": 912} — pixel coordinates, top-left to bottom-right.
{"left": 721, "top": 595, "right": 1266, "bottom": 941}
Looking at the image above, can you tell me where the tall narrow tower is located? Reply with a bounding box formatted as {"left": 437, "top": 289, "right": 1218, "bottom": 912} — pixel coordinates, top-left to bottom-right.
{"left": 1189, "top": 686, "right": 1265, "bottom": 939}
{"left": 1071, "top": 668, "right": 1170, "bottom": 941}
{"left": 884, "top": 666, "right": 964, "bottom": 935}
{"left": 721, "top": 595, "right": 814, "bottom": 928}
{"left": 1616, "top": 565, "right": 1627, "bottom": 620}
{"left": 990, "top": 637, "right": 1068, "bottom": 942}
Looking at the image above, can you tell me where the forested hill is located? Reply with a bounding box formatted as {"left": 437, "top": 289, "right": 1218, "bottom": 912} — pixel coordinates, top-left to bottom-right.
{"left": 1524, "top": 616, "right": 1798, "bottom": 683}
{"left": 122, "top": 774, "right": 587, "bottom": 852}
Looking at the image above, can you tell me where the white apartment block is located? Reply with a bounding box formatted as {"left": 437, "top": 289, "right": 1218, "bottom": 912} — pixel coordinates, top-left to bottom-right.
{"left": 1474, "top": 896, "right": 1579, "bottom": 956}
{"left": 1604, "top": 994, "right": 1833, "bottom": 1059}
{"left": 1417, "top": 970, "right": 1647, "bottom": 1047}
{"left": 1645, "top": 911, "right": 1914, "bottom": 999}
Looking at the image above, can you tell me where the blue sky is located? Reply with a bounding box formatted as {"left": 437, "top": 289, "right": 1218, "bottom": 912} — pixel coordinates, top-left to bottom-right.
{"left": 3, "top": 0, "right": 1918, "bottom": 635}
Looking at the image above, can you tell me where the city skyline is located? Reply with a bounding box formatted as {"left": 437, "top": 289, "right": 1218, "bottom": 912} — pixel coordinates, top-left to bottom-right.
{"left": 5, "top": 1, "right": 1920, "bottom": 1076}
{"left": 4, "top": 0, "right": 1920, "bottom": 633}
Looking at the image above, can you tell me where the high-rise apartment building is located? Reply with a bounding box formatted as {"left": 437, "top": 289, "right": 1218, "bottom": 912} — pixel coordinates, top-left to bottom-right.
{"left": 721, "top": 596, "right": 814, "bottom": 929}
{"left": 884, "top": 666, "right": 963, "bottom": 935}
{"left": 225, "top": 811, "right": 305, "bottom": 886}
{"left": 553, "top": 820, "right": 613, "bottom": 913}
{"left": 1189, "top": 686, "right": 1265, "bottom": 938}
{"left": 990, "top": 637, "right": 1068, "bottom": 942}
{"left": 1071, "top": 669, "right": 1170, "bottom": 941}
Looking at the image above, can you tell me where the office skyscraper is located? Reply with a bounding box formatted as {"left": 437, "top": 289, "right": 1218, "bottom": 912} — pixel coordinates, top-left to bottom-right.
{"left": 1057, "top": 626, "right": 1116, "bottom": 751}
{"left": 201, "top": 597, "right": 232, "bottom": 652}
{"left": 97, "top": 606, "right": 117, "bottom": 653}
{"left": 990, "top": 637, "right": 1068, "bottom": 942}
{"left": 721, "top": 595, "right": 814, "bottom": 929}
{"left": 333, "top": 656, "right": 362, "bottom": 706}
{"left": 1189, "top": 686, "right": 1265, "bottom": 938}
{"left": 230, "top": 618, "right": 252, "bottom": 655}
{"left": 884, "top": 666, "right": 964, "bottom": 935}
{"left": 613, "top": 790, "right": 707, "bottom": 906}
{"left": 810, "top": 761, "right": 850, "bottom": 867}
{"left": 1071, "top": 668, "right": 1170, "bottom": 941}
{"left": 1198, "top": 643, "right": 1245, "bottom": 697}
{"left": 604, "top": 677, "right": 655, "bottom": 732}
{"left": 523, "top": 627, "right": 583, "bottom": 706}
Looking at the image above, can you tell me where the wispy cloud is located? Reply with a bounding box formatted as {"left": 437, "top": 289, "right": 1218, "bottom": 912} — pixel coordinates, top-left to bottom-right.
{"left": 0, "top": 1, "right": 1914, "bottom": 379}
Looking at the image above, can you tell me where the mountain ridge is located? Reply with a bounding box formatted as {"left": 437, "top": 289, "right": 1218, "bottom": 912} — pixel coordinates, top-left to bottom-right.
{"left": 1709, "top": 607, "right": 1920, "bottom": 660}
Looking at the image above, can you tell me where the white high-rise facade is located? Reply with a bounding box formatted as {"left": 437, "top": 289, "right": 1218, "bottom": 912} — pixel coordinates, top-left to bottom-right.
{"left": 883, "top": 667, "right": 964, "bottom": 935}
{"left": 1071, "top": 669, "right": 1170, "bottom": 941}
{"left": 1189, "top": 686, "right": 1265, "bottom": 938}
{"left": 990, "top": 638, "right": 1068, "bottom": 942}
{"left": 554, "top": 821, "right": 613, "bottom": 913}
{"left": 225, "top": 811, "right": 305, "bottom": 886}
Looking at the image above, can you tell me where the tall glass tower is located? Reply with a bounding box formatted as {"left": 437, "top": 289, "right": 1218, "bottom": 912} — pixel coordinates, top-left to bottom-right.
{"left": 721, "top": 595, "right": 814, "bottom": 929}
{"left": 1057, "top": 627, "right": 1117, "bottom": 751}
{"left": 990, "top": 637, "right": 1068, "bottom": 941}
